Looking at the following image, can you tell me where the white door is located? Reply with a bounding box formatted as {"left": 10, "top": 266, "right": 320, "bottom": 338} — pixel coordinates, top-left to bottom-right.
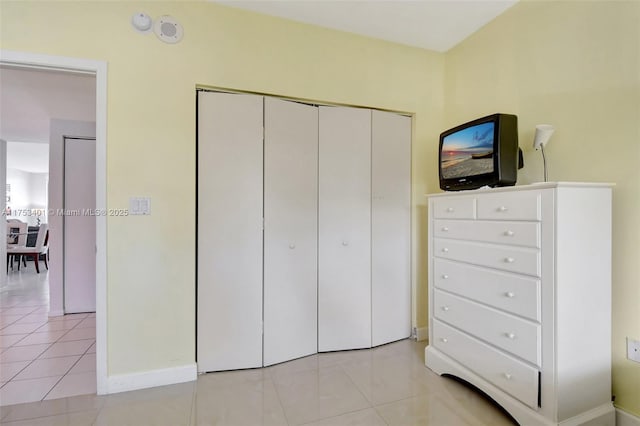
{"left": 263, "top": 98, "right": 318, "bottom": 365}
{"left": 371, "top": 110, "right": 412, "bottom": 346}
{"left": 264, "top": 98, "right": 318, "bottom": 365}
{"left": 318, "top": 106, "right": 372, "bottom": 351}
{"left": 64, "top": 137, "right": 96, "bottom": 313}
{"left": 197, "top": 91, "right": 264, "bottom": 372}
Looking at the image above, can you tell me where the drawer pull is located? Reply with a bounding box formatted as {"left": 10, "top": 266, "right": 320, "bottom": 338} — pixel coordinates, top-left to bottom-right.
{"left": 505, "top": 332, "right": 516, "bottom": 340}
{"left": 442, "top": 306, "right": 450, "bottom": 312}
{"left": 442, "top": 248, "right": 449, "bottom": 253}
{"left": 505, "top": 291, "right": 516, "bottom": 298}
{"left": 446, "top": 207, "right": 455, "bottom": 213}
{"left": 441, "top": 338, "right": 448, "bottom": 343}
{"left": 504, "top": 257, "right": 515, "bottom": 263}
{"left": 441, "top": 227, "right": 449, "bottom": 232}
{"left": 289, "top": 243, "right": 296, "bottom": 249}
{"left": 504, "top": 230, "right": 515, "bottom": 236}
{"left": 503, "top": 373, "right": 513, "bottom": 380}
{"left": 342, "top": 241, "right": 349, "bottom": 247}
{"left": 441, "top": 274, "right": 449, "bottom": 280}
{"left": 497, "top": 206, "right": 508, "bottom": 212}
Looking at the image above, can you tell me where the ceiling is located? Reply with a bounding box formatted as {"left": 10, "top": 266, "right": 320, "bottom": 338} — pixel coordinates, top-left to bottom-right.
{"left": 0, "top": 66, "right": 96, "bottom": 145}
{"left": 214, "top": 0, "right": 518, "bottom": 52}
{"left": 0, "top": 66, "right": 96, "bottom": 173}
{"left": 6, "top": 142, "right": 49, "bottom": 174}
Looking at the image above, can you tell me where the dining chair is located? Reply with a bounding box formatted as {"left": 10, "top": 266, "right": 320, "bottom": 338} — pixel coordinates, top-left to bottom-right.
{"left": 6, "top": 224, "right": 49, "bottom": 273}
{"left": 7, "top": 219, "right": 27, "bottom": 246}
{"left": 7, "top": 219, "right": 29, "bottom": 271}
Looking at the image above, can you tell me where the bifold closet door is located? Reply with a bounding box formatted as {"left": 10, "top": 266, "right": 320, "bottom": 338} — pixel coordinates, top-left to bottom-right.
{"left": 263, "top": 98, "right": 318, "bottom": 366}
{"left": 318, "top": 106, "right": 372, "bottom": 352}
{"left": 197, "top": 92, "right": 264, "bottom": 372}
{"left": 371, "top": 110, "right": 412, "bottom": 346}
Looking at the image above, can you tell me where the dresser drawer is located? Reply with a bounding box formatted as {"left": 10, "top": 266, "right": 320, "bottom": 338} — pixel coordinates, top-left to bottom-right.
{"left": 433, "top": 219, "right": 540, "bottom": 248}
{"left": 434, "top": 290, "right": 541, "bottom": 366}
{"left": 432, "top": 197, "right": 475, "bottom": 219}
{"left": 433, "top": 259, "right": 541, "bottom": 321}
{"left": 477, "top": 191, "right": 541, "bottom": 221}
{"left": 432, "top": 320, "right": 539, "bottom": 409}
{"left": 433, "top": 238, "right": 541, "bottom": 277}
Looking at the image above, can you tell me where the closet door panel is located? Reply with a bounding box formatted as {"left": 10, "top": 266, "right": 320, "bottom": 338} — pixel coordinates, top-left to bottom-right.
{"left": 64, "top": 138, "right": 96, "bottom": 314}
{"left": 197, "top": 92, "right": 264, "bottom": 372}
{"left": 318, "top": 106, "right": 372, "bottom": 351}
{"left": 371, "top": 111, "right": 412, "bottom": 346}
{"left": 263, "top": 98, "right": 318, "bottom": 366}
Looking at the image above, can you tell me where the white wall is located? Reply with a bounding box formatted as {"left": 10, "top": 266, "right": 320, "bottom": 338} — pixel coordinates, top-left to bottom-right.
{"left": 28, "top": 172, "right": 48, "bottom": 224}
{"left": 6, "top": 168, "right": 48, "bottom": 226}
{"left": 7, "top": 168, "right": 29, "bottom": 210}
{"left": 29, "top": 173, "right": 48, "bottom": 209}
{"left": 7, "top": 168, "right": 31, "bottom": 224}
{"left": 6, "top": 141, "right": 50, "bottom": 226}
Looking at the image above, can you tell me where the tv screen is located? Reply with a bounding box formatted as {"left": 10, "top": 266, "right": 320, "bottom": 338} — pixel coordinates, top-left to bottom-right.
{"left": 441, "top": 122, "right": 495, "bottom": 180}
{"left": 439, "top": 113, "right": 520, "bottom": 191}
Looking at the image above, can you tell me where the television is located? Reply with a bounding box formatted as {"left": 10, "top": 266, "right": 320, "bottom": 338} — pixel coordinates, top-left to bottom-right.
{"left": 439, "top": 113, "right": 522, "bottom": 191}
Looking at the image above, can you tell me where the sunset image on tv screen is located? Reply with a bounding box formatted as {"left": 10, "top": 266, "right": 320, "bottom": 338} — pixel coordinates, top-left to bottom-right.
{"left": 441, "top": 122, "right": 495, "bottom": 179}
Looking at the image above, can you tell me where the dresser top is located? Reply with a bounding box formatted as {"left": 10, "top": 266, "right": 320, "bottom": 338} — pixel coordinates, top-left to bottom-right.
{"left": 426, "top": 181, "right": 614, "bottom": 198}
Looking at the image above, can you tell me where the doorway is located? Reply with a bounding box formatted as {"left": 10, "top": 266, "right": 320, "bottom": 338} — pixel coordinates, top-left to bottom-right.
{"left": 0, "top": 50, "right": 107, "bottom": 399}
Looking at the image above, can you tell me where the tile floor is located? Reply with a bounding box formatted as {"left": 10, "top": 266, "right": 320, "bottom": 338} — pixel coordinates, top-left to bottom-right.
{"left": 0, "top": 338, "right": 517, "bottom": 425}
{"left": 0, "top": 267, "right": 96, "bottom": 407}
{"left": 0, "top": 264, "right": 517, "bottom": 425}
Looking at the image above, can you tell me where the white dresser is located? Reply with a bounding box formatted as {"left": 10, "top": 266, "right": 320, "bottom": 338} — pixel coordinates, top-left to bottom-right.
{"left": 425, "top": 183, "right": 614, "bottom": 426}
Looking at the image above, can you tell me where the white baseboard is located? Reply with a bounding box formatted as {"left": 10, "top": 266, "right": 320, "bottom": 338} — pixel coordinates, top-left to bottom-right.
{"left": 416, "top": 327, "right": 428, "bottom": 342}
{"left": 48, "top": 310, "right": 64, "bottom": 317}
{"left": 617, "top": 408, "right": 640, "bottom": 426}
{"left": 106, "top": 363, "right": 197, "bottom": 394}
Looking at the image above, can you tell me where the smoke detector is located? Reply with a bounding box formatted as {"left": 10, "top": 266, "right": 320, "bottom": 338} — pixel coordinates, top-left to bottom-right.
{"left": 131, "top": 12, "right": 153, "bottom": 33}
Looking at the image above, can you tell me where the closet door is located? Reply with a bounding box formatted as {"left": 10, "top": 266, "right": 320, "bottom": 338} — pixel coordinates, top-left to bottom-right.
{"left": 197, "top": 92, "right": 263, "bottom": 372}
{"left": 371, "top": 110, "right": 412, "bottom": 346}
{"left": 318, "top": 106, "right": 372, "bottom": 351}
{"left": 263, "top": 98, "right": 318, "bottom": 366}
{"left": 64, "top": 137, "right": 96, "bottom": 314}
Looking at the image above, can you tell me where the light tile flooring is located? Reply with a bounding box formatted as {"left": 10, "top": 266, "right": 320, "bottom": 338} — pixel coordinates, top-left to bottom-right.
{"left": 0, "top": 267, "right": 517, "bottom": 425}
{"left": 0, "top": 268, "right": 96, "bottom": 407}
{"left": 0, "top": 337, "right": 517, "bottom": 425}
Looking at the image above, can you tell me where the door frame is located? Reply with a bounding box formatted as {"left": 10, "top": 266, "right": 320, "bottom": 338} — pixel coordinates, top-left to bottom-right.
{"left": 0, "top": 49, "right": 108, "bottom": 394}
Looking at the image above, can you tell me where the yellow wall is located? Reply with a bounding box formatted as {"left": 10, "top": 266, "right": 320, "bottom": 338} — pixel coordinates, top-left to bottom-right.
{"left": 0, "top": 1, "right": 443, "bottom": 375}
{"left": 444, "top": 0, "right": 640, "bottom": 415}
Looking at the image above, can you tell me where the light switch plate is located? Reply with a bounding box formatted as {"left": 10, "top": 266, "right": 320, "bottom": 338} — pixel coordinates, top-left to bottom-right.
{"left": 627, "top": 337, "right": 640, "bottom": 363}
{"left": 130, "top": 197, "right": 151, "bottom": 215}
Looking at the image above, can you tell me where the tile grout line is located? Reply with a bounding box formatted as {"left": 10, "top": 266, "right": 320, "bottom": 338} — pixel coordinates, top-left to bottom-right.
{"left": 336, "top": 361, "right": 375, "bottom": 408}
{"left": 268, "top": 371, "right": 293, "bottom": 426}
{"left": 1, "top": 302, "right": 95, "bottom": 405}
{"left": 371, "top": 405, "right": 391, "bottom": 426}
{"left": 40, "top": 337, "right": 97, "bottom": 402}
{"left": 0, "top": 340, "right": 55, "bottom": 384}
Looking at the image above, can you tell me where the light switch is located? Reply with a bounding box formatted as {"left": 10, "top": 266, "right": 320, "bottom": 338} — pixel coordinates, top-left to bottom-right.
{"left": 130, "top": 197, "right": 151, "bottom": 215}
